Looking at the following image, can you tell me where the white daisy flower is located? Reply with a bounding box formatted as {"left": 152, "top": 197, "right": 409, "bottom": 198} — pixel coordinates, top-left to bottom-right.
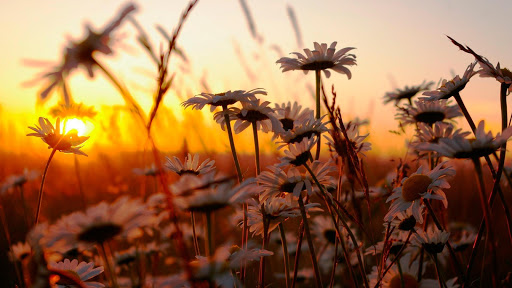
{"left": 45, "top": 197, "right": 154, "bottom": 251}
{"left": 451, "top": 230, "right": 477, "bottom": 252}
{"left": 1, "top": 168, "right": 39, "bottom": 194}
{"left": 278, "top": 115, "right": 329, "bottom": 145}
{"left": 48, "top": 259, "right": 104, "bottom": 288}
{"left": 166, "top": 153, "right": 215, "bottom": 176}
{"left": 368, "top": 252, "right": 433, "bottom": 288}
{"left": 181, "top": 88, "right": 266, "bottom": 112}
{"left": 132, "top": 163, "right": 160, "bottom": 176}
{"left": 325, "top": 122, "right": 372, "bottom": 156}
{"left": 276, "top": 41, "right": 356, "bottom": 79}
{"left": 410, "top": 122, "right": 470, "bottom": 154}
{"left": 274, "top": 101, "right": 314, "bottom": 132}
{"left": 385, "top": 162, "right": 454, "bottom": 222}
{"left": 213, "top": 100, "right": 284, "bottom": 134}
{"left": 279, "top": 136, "right": 317, "bottom": 167}
{"left": 417, "top": 120, "right": 512, "bottom": 159}
{"left": 171, "top": 173, "right": 258, "bottom": 212}
{"left": 413, "top": 226, "right": 450, "bottom": 255}
{"left": 27, "top": 117, "right": 89, "bottom": 156}
{"left": 383, "top": 81, "right": 434, "bottom": 105}
{"left": 396, "top": 99, "right": 462, "bottom": 126}
{"left": 10, "top": 242, "right": 31, "bottom": 262}
{"left": 422, "top": 62, "right": 478, "bottom": 100}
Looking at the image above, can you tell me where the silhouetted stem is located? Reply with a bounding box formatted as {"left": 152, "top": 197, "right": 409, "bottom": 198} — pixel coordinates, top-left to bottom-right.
{"left": 279, "top": 223, "right": 291, "bottom": 288}
{"left": 0, "top": 204, "right": 23, "bottom": 288}
{"left": 191, "top": 212, "right": 200, "bottom": 256}
{"left": 291, "top": 220, "right": 304, "bottom": 288}
{"left": 35, "top": 147, "right": 58, "bottom": 225}
{"left": 99, "top": 241, "right": 119, "bottom": 288}
{"left": 205, "top": 211, "right": 213, "bottom": 257}
{"left": 298, "top": 194, "right": 323, "bottom": 288}
{"left": 315, "top": 70, "right": 322, "bottom": 160}
{"left": 252, "top": 122, "right": 261, "bottom": 175}
{"left": 74, "top": 154, "right": 87, "bottom": 210}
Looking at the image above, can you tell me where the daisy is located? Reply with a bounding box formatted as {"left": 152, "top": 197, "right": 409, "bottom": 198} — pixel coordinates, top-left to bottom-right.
{"left": 48, "top": 259, "right": 104, "bottom": 288}
{"left": 396, "top": 99, "right": 462, "bottom": 126}
{"left": 132, "top": 163, "right": 160, "bottom": 177}
{"left": 1, "top": 169, "right": 39, "bottom": 194}
{"left": 418, "top": 120, "right": 512, "bottom": 159}
{"left": 213, "top": 100, "right": 284, "bottom": 134}
{"left": 50, "top": 102, "right": 97, "bottom": 119}
{"left": 182, "top": 88, "right": 266, "bottom": 112}
{"left": 274, "top": 101, "right": 313, "bottom": 131}
{"left": 390, "top": 205, "right": 424, "bottom": 231}
{"left": 451, "top": 230, "right": 477, "bottom": 252}
{"left": 45, "top": 197, "right": 153, "bottom": 251}
{"left": 276, "top": 42, "right": 357, "bottom": 79}
{"left": 10, "top": 242, "right": 31, "bottom": 262}
{"left": 279, "top": 136, "right": 317, "bottom": 167}
{"left": 365, "top": 230, "right": 414, "bottom": 257}
{"left": 410, "top": 122, "right": 470, "bottom": 153}
{"left": 368, "top": 252, "right": 433, "bottom": 288}
{"left": 325, "top": 122, "right": 372, "bottom": 156}
{"left": 166, "top": 153, "right": 215, "bottom": 176}
{"left": 413, "top": 226, "right": 450, "bottom": 255}
{"left": 383, "top": 81, "right": 434, "bottom": 105}
{"left": 228, "top": 244, "right": 273, "bottom": 268}
{"left": 33, "top": 4, "right": 136, "bottom": 101}
{"left": 278, "top": 116, "right": 329, "bottom": 145}
{"left": 27, "top": 117, "right": 89, "bottom": 156}
{"left": 422, "top": 62, "right": 478, "bottom": 100}
{"left": 244, "top": 194, "right": 321, "bottom": 236}
{"left": 385, "top": 162, "right": 454, "bottom": 222}
{"left": 258, "top": 160, "right": 334, "bottom": 199}
{"left": 171, "top": 173, "right": 258, "bottom": 212}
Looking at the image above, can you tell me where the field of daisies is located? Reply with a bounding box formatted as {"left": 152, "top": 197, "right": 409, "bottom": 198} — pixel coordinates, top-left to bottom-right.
{"left": 2, "top": 1, "right": 512, "bottom": 288}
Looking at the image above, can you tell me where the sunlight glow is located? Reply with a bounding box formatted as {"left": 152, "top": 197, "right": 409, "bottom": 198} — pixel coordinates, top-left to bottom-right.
{"left": 62, "top": 118, "right": 89, "bottom": 136}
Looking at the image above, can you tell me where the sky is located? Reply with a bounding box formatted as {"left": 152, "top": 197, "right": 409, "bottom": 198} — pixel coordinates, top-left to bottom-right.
{"left": 1, "top": 0, "right": 512, "bottom": 156}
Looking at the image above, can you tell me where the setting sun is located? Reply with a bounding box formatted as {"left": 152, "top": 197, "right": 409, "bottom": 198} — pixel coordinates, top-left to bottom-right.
{"left": 62, "top": 118, "right": 89, "bottom": 136}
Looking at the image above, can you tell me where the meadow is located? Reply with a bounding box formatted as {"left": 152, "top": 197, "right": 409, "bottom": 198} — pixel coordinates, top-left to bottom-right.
{"left": 1, "top": 1, "right": 512, "bottom": 287}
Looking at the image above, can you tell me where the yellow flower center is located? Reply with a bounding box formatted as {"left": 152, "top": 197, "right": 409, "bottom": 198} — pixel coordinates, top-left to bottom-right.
{"left": 401, "top": 174, "right": 431, "bottom": 202}
{"left": 389, "top": 273, "right": 419, "bottom": 288}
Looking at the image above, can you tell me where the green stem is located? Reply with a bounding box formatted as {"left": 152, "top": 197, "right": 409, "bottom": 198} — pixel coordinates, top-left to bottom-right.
{"left": 279, "top": 223, "right": 291, "bottom": 288}
{"left": 252, "top": 122, "right": 261, "bottom": 175}
{"left": 298, "top": 194, "right": 323, "bottom": 288}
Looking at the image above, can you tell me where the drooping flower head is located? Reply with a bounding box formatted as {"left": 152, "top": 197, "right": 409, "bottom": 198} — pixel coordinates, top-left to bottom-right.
{"left": 27, "top": 117, "right": 89, "bottom": 156}
{"left": 383, "top": 81, "right": 434, "bottom": 105}
{"left": 274, "top": 101, "right": 313, "bottom": 132}
{"left": 422, "top": 62, "right": 478, "bottom": 100}
{"left": 277, "top": 42, "right": 356, "bottom": 79}
{"left": 182, "top": 88, "right": 266, "bottom": 112}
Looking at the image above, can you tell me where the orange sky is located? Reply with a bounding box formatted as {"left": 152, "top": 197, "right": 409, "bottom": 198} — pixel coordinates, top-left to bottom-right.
{"left": 2, "top": 0, "right": 512, "bottom": 157}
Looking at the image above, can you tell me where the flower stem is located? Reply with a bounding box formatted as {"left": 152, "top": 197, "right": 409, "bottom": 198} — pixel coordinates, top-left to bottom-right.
{"left": 191, "top": 211, "right": 200, "bottom": 256}
{"left": 471, "top": 158, "right": 497, "bottom": 287}
{"left": 291, "top": 220, "right": 304, "bottom": 288}
{"left": 205, "top": 210, "right": 213, "bottom": 257}
{"left": 298, "top": 194, "right": 323, "bottom": 288}
{"left": 0, "top": 204, "right": 23, "bottom": 288}
{"left": 74, "top": 154, "right": 87, "bottom": 210}
{"left": 18, "top": 185, "right": 31, "bottom": 230}
{"left": 278, "top": 223, "right": 291, "bottom": 288}
{"left": 259, "top": 204, "right": 269, "bottom": 287}
{"left": 222, "top": 106, "right": 243, "bottom": 183}
{"left": 252, "top": 122, "right": 261, "bottom": 175}
{"left": 315, "top": 70, "right": 322, "bottom": 160}
{"left": 433, "top": 253, "right": 447, "bottom": 288}
{"left": 35, "top": 147, "right": 58, "bottom": 225}
{"left": 98, "top": 241, "right": 119, "bottom": 288}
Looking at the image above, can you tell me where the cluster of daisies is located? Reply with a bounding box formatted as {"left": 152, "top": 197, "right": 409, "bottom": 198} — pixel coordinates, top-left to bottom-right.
{"left": 4, "top": 2, "right": 512, "bottom": 286}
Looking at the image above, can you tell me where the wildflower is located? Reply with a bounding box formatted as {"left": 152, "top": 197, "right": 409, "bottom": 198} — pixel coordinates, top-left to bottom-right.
{"left": 166, "top": 153, "right": 215, "bottom": 176}
{"left": 418, "top": 120, "right": 512, "bottom": 159}
{"left": 244, "top": 195, "right": 321, "bottom": 236}
{"left": 50, "top": 102, "right": 97, "bottom": 119}
{"left": 213, "top": 100, "right": 284, "bottom": 134}
{"left": 27, "top": 117, "right": 89, "bottom": 156}
{"left": 258, "top": 161, "right": 334, "bottom": 199}
{"left": 277, "top": 42, "right": 356, "bottom": 79}
{"left": 278, "top": 115, "right": 329, "bottom": 145}
{"left": 451, "top": 230, "right": 477, "bottom": 252}
{"left": 390, "top": 205, "right": 424, "bottom": 231}
{"left": 413, "top": 226, "right": 450, "bottom": 255}
{"left": 171, "top": 173, "right": 257, "bottom": 212}
{"left": 182, "top": 88, "right": 266, "bottom": 112}
{"left": 383, "top": 81, "right": 434, "bottom": 104}
{"left": 279, "top": 136, "right": 317, "bottom": 167}
{"left": 365, "top": 230, "right": 413, "bottom": 256}
{"left": 325, "top": 122, "right": 371, "bottom": 156}
{"left": 385, "top": 162, "right": 454, "bottom": 221}
{"left": 132, "top": 163, "right": 160, "bottom": 177}
{"left": 1, "top": 169, "right": 39, "bottom": 194}
{"left": 410, "top": 122, "right": 470, "bottom": 156}
{"left": 477, "top": 60, "right": 512, "bottom": 89}
{"left": 33, "top": 4, "right": 136, "bottom": 101}
{"left": 368, "top": 253, "right": 430, "bottom": 288}
{"left": 45, "top": 197, "right": 153, "bottom": 251}
{"left": 48, "top": 259, "right": 104, "bottom": 288}
{"left": 10, "top": 242, "right": 31, "bottom": 262}
{"left": 422, "top": 62, "right": 478, "bottom": 100}
{"left": 228, "top": 244, "right": 273, "bottom": 267}
{"left": 274, "top": 101, "right": 313, "bottom": 131}
{"left": 396, "top": 99, "right": 462, "bottom": 126}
